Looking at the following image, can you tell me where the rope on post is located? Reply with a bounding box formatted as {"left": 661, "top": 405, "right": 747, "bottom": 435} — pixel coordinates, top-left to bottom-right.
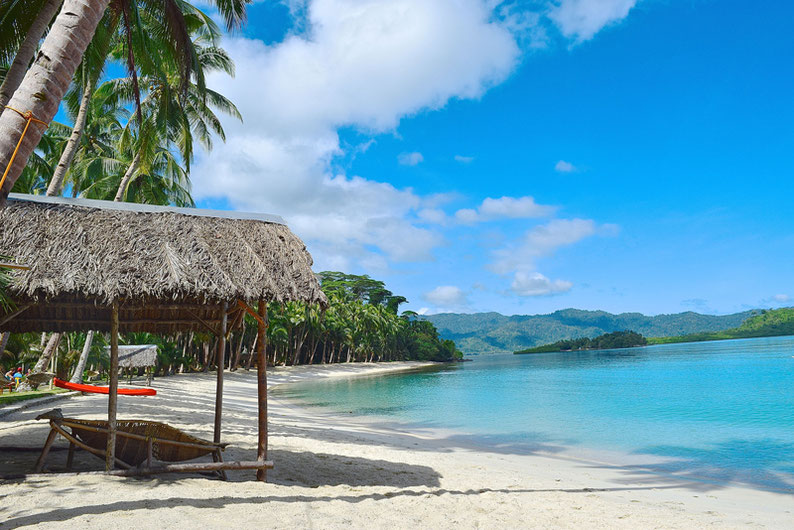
{"left": 0, "top": 106, "right": 49, "bottom": 192}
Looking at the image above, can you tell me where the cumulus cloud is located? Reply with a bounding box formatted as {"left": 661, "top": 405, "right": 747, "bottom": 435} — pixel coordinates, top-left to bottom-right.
{"left": 511, "top": 271, "right": 572, "bottom": 296}
{"left": 554, "top": 160, "right": 576, "bottom": 172}
{"left": 454, "top": 195, "right": 556, "bottom": 224}
{"left": 398, "top": 152, "right": 424, "bottom": 166}
{"left": 192, "top": 0, "right": 523, "bottom": 271}
{"left": 491, "top": 218, "right": 597, "bottom": 274}
{"left": 548, "top": 0, "right": 638, "bottom": 42}
{"left": 489, "top": 217, "right": 615, "bottom": 297}
{"left": 454, "top": 155, "right": 475, "bottom": 163}
{"left": 773, "top": 294, "right": 791, "bottom": 303}
{"left": 190, "top": 0, "right": 637, "bottom": 274}
{"left": 423, "top": 285, "right": 468, "bottom": 307}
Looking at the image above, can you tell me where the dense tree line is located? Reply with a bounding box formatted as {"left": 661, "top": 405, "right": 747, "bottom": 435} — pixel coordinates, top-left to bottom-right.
{"left": 0, "top": 272, "right": 462, "bottom": 382}
{"left": 515, "top": 330, "right": 648, "bottom": 354}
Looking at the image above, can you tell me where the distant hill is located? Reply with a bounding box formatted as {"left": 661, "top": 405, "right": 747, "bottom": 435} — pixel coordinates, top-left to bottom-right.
{"left": 423, "top": 308, "right": 759, "bottom": 354}
{"left": 649, "top": 307, "right": 794, "bottom": 345}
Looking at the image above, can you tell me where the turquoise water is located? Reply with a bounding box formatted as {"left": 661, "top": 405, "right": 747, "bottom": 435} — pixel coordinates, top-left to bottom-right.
{"left": 277, "top": 336, "right": 794, "bottom": 492}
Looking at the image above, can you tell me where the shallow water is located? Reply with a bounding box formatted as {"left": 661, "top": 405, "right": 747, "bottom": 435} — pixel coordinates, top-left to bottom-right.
{"left": 276, "top": 336, "right": 794, "bottom": 492}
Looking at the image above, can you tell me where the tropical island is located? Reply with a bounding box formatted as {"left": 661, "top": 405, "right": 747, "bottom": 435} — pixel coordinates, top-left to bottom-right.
{"left": 514, "top": 330, "right": 648, "bottom": 354}
{"left": 647, "top": 307, "right": 794, "bottom": 345}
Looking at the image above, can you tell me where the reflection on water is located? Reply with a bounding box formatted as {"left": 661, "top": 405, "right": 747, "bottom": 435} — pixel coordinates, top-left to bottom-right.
{"left": 277, "top": 336, "right": 794, "bottom": 492}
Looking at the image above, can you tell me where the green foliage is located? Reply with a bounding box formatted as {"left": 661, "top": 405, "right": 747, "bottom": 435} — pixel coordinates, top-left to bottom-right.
{"left": 1, "top": 272, "right": 462, "bottom": 382}
{"left": 648, "top": 307, "right": 794, "bottom": 345}
{"left": 425, "top": 309, "right": 758, "bottom": 354}
{"left": 515, "top": 330, "right": 648, "bottom": 354}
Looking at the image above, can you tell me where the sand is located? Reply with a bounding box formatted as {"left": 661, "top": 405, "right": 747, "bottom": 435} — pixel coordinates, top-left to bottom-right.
{"left": 0, "top": 362, "right": 791, "bottom": 529}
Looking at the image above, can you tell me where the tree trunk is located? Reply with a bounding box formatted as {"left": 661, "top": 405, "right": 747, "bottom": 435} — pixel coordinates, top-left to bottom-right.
{"left": 0, "top": 0, "right": 112, "bottom": 202}
{"left": 113, "top": 151, "right": 142, "bottom": 202}
{"left": 18, "top": 332, "right": 61, "bottom": 390}
{"left": 0, "top": 331, "right": 9, "bottom": 359}
{"left": 231, "top": 321, "right": 245, "bottom": 371}
{"left": 34, "top": 333, "right": 61, "bottom": 373}
{"left": 46, "top": 78, "right": 94, "bottom": 196}
{"left": 69, "top": 330, "right": 93, "bottom": 383}
{"left": 245, "top": 333, "right": 257, "bottom": 371}
{"left": 0, "top": 0, "right": 63, "bottom": 116}
{"left": 202, "top": 341, "right": 210, "bottom": 372}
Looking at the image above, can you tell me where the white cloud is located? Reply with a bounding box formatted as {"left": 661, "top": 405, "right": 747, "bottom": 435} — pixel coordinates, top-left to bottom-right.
{"left": 190, "top": 0, "right": 635, "bottom": 276}
{"left": 554, "top": 159, "right": 576, "bottom": 172}
{"left": 489, "top": 217, "right": 611, "bottom": 297}
{"left": 548, "top": 0, "right": 638, "bottom": 42}
{"left": 398, "top": 151, "right": 424, "bottom": 166}
{"left": 454, "top": 195, "right": 556, "bottom": 224}
{"left": 773, "top": 294, "right": 791, "bottom": 303}
{"left": 491, "top": 218, "right": 598, "bottom": 274}
{"left": 454, "top": 208, "right": 480, "bottom": 224}
{"left": 454, "top": 155, "right": 475, "bottom": 163}
{"left": 511, "top": 271, "right": 572, "bottom": 296}
{"left": 480, "top": 196, "right": 556, "bottom": 219}
{"left": 417, "top": 208, "right": 448, "bottom": 225}
{"left": 423, "top": 285, "right": 468, "bottom": 307}
{"left": 192, "top": 0, "right": 523, "bottom": 271}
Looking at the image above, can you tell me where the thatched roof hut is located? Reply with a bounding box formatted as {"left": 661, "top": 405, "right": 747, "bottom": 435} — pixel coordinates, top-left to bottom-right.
{"left": 0, "top": 193, "right": 326, "bottom": 333}
{"left": 113, "top": 345, "right": 158, "bottom": 369}
{"left": 0, "top": 193, "right": 326, "bottom": 480}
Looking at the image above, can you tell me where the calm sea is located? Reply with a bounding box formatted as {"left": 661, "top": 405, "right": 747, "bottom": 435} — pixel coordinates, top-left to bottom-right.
{"left": 276, "top": 336, "right": 794, "bottom": 492}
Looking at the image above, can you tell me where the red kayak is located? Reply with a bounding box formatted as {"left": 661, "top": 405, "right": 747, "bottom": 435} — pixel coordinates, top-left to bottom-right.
{"left": 54, "top": 378, "right": 156, "bottom": 396}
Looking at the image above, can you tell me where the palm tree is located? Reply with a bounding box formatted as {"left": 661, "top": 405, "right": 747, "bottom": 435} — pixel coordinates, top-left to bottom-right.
{"left": 0, "top": 0, "right": 63, "bottom": 115}
{"left": 0, "top": 0, "right": 250, "bottom": 203}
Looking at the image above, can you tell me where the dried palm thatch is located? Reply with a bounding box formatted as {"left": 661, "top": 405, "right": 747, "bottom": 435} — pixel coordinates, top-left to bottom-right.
{"left": 0, "top": 194, "right": 326, "bottom": 333}
{"left": 114, "top": 345, "right": 158, "bottom": 368}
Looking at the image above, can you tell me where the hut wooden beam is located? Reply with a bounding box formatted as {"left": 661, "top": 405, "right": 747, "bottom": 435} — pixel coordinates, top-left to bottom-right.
{"left": 214, "top": 301, "right": 228, "bottom": 444}
{"left": 0, "top": 262, "right": 29, "bottom": 270}
{"left": 106, "top": 301, "right": 119, "bottom": 471}
{"left": 256, "top": 299, "right": 268, "bottom": 481}
{"left": 186, "top": 309, "right": 221, "bottom": 336}
{"left": 238, "top": 300, "right": 267, "bottom": 328}
{"left": 0, "top": 303, "right": 31, "bottom": 326}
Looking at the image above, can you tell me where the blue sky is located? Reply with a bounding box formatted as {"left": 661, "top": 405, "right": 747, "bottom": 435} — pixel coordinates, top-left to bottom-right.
{"left": 190, "top": 0, "right": 794, "bottom": 316}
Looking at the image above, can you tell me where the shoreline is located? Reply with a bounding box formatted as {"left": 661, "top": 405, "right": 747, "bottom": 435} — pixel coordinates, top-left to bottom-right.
{"left": 1, "top": 362, "right": 791, "bottom": 528}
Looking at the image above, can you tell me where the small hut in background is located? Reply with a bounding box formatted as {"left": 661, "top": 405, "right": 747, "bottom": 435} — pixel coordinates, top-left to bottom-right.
{"left": 109, "top": 345, "right": 158, "bottom": 385}
{"left": 0, "top": 193, "right": 326, "bottom": 479}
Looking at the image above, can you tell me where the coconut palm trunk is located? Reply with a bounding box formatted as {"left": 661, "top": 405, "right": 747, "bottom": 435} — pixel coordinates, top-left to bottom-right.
{"left": 0, "top": 0, "right": 63, "bottom": 116}
{"left": 0, "top": 331, "right": 9, "bottom": 358}
{"left": 0, "top": 0, "right": 110, "bottom": 203}
{"left": 69, "top": 330, "right": 93, "bottom": 383}
{"left": 113, "top": 151, "right": 141, "bottom": 202}
{"left": 46, "top": 78, "right": 95, "bottom": 196}
{"left": 17, "top": 332, "right": 61, "bottom": 390}
{"left": 33, "top": 333, "right": 60, "bottom": 373}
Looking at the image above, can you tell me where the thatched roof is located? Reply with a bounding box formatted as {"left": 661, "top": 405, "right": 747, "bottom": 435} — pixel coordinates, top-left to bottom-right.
{"left": 0, "top": 194, "right": 326, "bottom": 333}
{"left": 112, "top": 345, "right": 158, "bottom": 368}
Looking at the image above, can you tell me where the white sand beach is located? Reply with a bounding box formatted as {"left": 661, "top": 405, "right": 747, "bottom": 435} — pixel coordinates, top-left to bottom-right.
{"left": 0, "top": 362, "right": 791, "bottom": 529}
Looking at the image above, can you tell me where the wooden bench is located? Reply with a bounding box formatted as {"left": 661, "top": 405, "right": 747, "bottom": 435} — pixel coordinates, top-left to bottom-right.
{"left": 35, "top": 409, "right": 272, "bottom": 479}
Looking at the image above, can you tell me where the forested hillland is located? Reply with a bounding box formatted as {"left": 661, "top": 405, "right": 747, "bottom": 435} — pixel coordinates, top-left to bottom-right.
{"left": 424, "top": 309, "right": 758, "bottom": 355}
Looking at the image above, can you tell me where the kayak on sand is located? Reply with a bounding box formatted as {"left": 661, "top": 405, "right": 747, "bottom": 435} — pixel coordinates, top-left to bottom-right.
{"left": 53, "top": 378, "right": 156, "bottom": 396}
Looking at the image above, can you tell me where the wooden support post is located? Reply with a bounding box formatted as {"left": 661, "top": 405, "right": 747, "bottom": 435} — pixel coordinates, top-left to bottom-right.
{"left": 256, "top": 299, "right": 268, "bottom": 481}
{"left": 34, "top": 428, "right": 58, "bottom": 472}
{"left": 213, "top": 301, "right": 228, "bottom": 444}
{"left": 106, "top": 301, "right": 119, "bottom": 471}
{"left": 66, "top": 441, "right": 75, "bottom": 471}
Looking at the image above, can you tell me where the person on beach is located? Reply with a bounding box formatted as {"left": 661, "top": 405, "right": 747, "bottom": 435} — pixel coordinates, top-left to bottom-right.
{"left": 13, "top": 368, "right": 23, "bottom": 389}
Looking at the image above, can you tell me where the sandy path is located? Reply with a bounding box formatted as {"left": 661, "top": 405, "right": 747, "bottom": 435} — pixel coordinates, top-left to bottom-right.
{"left": 0, "top": 362, "right": 791, "bottom": 529}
